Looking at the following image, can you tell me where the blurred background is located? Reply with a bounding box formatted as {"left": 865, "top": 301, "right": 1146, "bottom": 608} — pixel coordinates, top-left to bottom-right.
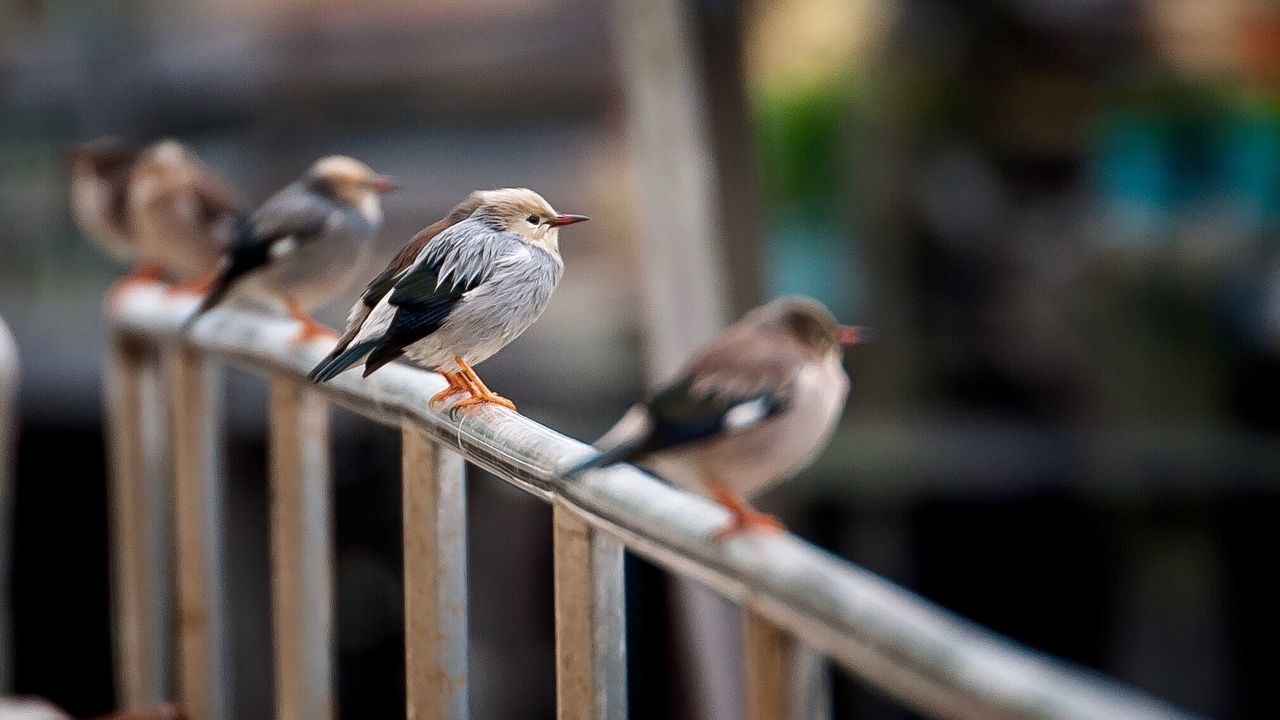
{"left": 2, "top": 0, "right": 1280, "bottom": 718}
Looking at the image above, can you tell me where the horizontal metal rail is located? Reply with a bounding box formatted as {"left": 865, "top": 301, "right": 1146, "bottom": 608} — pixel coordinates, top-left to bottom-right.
{"left": 107, "top": 285, "right": 1199, "bottom": 720}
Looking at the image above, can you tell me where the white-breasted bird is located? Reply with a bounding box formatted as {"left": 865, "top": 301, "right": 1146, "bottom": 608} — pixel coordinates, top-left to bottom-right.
{"left": 307, "top": 188, "right": 589, "bottom": 410}
{"left": 186, "top": 155, "right": 393, "bottom": 342}
{"left": 68, "top": 137, "right": 149, "bottom": 281}
{"left": 127, "top": 139, "right": 241, "bottom": 293}
{"left": 565, "top": 297, "right": 865, "bottom": 537}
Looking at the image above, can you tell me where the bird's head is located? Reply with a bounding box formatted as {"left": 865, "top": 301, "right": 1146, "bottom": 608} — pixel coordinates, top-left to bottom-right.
{"left": 466, "top": 187, "right": 589, "bottom": 255}
{"left": 67, "top": 137, "right": 137, "bottom": 179}
{"left": 130, "top": 139, "right": 199, "bottom": 183}
{"left": 755, "top": 296, "right": 867, "bottom": 360}
{"left": 306, "top": 155, "right": 396, "bottom": 221}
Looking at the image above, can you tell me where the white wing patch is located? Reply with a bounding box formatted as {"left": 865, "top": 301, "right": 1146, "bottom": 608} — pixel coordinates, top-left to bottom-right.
{"left": 722, "top": 397, "right": 771, "bottom": 431}
{"left": 269, "top": 236, "right": 297, "bottom": 260}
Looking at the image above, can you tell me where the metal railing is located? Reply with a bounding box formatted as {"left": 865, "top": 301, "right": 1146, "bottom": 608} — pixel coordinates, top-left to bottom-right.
{"left": 0, "top": 314, "right": 17, "bottom": 692}
{"left": 104, "top": 284, "right": 1200, "bottom": 720}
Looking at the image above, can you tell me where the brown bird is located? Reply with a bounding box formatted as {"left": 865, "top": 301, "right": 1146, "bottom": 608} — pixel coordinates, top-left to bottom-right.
{"left": 566, "top": 297, "right": 865, "bottom": 538}
{"left": 68, "top": 138, "right": 153, "bottom": 288}
{"left": 126, "top": 139, "right": 241, "bottom": 294}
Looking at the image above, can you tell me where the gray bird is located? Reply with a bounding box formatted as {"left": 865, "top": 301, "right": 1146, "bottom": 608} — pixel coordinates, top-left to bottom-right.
{"left": 187, "top": 155, "right": 392, "bottom": 342}
{"left": 307, "top": 188, "right": 589, "bottom": 411}
{"left": 565, "top": 297, "right": 865, "bottom": 537}
{"left": 68, "top": 138, "right": 150, "bottom": 281}
{"left": 127, "top": 139, "right": 241, "bottom": 293}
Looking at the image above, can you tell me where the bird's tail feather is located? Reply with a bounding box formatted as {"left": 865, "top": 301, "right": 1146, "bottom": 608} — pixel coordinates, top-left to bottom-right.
{"left": 308, "top": 339, "right": 378, "bottom": 383}
{"left": 180, "top": 263, "right": 238, "bottom": 335}
{"left": 562, "top": 405, "right": 653, "bottom": 477}
{"left": 562, "top": 438, "right": 644, "bottom": 478}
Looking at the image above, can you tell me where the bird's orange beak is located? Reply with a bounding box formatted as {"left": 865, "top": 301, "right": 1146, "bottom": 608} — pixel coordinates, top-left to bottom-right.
{"left": 839, "top": 325, "right": 868, "bottom": 347}
{"left": 548, "top": 213, "right": 590, "bottom": 227}
{"left": 370, "top": 174, "right": 399, "bottom": 193}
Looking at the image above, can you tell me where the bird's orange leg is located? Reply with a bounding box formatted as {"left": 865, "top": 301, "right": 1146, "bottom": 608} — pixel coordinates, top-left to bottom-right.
{"left": 707, "top": 479, "right": 785, "bottom": 540}
{"left": 430, "top": 371, "right": 469, "bottom": 408}
{"left": 168, "top": 268, "right": 218, "bottom": 296}
{"left": 451, "top": 356, "right": 517, "bottom": 411}
{"left": 108, "top": 262, "right": 166, "bottom": 301}
{"left": 284, "top": 298, "right": 337, "bottom": 344}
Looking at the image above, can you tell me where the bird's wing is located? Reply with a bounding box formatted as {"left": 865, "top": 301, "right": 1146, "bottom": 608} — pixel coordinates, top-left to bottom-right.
{"left": 241, "top": 183, "right": 335, "bottom": 253}
{"left": 566, "top": 329, "right": 805, "bottom": 476}
{"left": 188, "top": 184, "right": 334, "bottom": 320}
{"left": 332, "top": 212, "right": 466, "bottom": 354}
{"left": 641, "top": 332, "right": 804, "bottom": 451}
{"left": 339, "top": 219, "right": 520, "bottom": 378}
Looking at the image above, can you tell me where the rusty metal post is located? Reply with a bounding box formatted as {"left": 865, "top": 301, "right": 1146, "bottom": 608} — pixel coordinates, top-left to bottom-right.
{"left": 553, "top": 500, "right": 626, "bottom": 720}
{"left": 268, "top": 378, "right": 334, "bottom": 720}
{"left": 171, "top": 347, "right": 228, "bottom": 720}
{"left": 401, "top": 421, "right": 469, "bottom": 720}
{"left": 105, "top": 334, "right": 172, "bottom": 707}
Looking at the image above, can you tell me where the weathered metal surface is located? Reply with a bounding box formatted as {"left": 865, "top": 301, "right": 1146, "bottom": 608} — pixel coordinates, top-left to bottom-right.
{"left": 402, "top": 421, "right": 469, "bottom": 720}
{"left": 268, "top": 378, "right": 334, "bottom": 720}
{"left": 104, "top": 334, "right": 172, "bottom": 708}
{"left": 112, "top": 287, "right": 1202, "bottom": 720}
{"left": 170, "top": 347, "right": 229, "bottom": 720}
{"left": 552, "top": 500, "right": 626, "bottom": 720}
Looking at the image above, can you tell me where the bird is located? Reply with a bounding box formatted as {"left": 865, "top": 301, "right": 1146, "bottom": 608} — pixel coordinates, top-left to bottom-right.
{"left": 185, "top": 155, "right": 392, "bottom": 342}
{"left": 307, "top": 187, "right": 589, "bottom": 411}
{"left": 564, "top": 297, "right": 865, "bottom": 538}
{"left": 126, "top": 139, "right": 241, "bottom": 293}
{"left": 68, "top": 137, "right": 153, "bottom": 286}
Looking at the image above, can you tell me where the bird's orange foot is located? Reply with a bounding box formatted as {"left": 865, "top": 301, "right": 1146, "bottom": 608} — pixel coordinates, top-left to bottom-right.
{"left": 707, "top": 480, "right": 785, "bottom": 540}
{"left": 284, "top": 299, "right": 336, "bottom": 344}
{"left": 430, "top": 372, "right": 469, "bottom": 409}
{"left": 107, "top": 263, "right": 166, "bottom": 304}
{"left": 714, "top": 510, "right": 786, "bottom": 541}
{"left": 450, "top": 355, "right": 517, "bottom": 411}
{"left": 290, "top": 321, "right": 337, "bottom": 344}
{"left": 453, "top": 391, "right": 517, "bottom": 412}
{"left": 167, "top": 270, "right": 217, "bottom": 297}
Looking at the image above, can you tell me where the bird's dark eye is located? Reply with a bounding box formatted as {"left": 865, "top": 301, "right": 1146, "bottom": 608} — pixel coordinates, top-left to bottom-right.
{"left": 526, "top": 215, "right": 541, "bottom": 225}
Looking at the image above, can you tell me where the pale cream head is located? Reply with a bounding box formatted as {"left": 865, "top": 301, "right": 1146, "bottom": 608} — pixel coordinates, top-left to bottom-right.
{"left": 131, "top": 139, "right": 198, "bottom": 183}
{"left": 751, "top": 296, "right": 866, "bottom": 359}
{"left": 307, "top": 155, "right": 395, "bottom": 221}
{"left": 466, "top": 187, "right": 588, "bottom": 254}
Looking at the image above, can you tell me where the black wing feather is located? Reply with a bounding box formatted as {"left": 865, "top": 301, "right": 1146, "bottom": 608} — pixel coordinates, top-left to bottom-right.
{"left": 185, "top": 184, "right": 332, "bottom": 326}
{"left": 355, "top": 252, "right": 488, "bottom": 377}
{"left": 645, "top": 382, "right": 788, "bottom": 454}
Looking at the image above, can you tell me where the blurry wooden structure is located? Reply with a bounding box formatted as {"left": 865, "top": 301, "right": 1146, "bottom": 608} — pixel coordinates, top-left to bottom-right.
{"left": 103, "top": 287, "right": 1200, "bottom": 720}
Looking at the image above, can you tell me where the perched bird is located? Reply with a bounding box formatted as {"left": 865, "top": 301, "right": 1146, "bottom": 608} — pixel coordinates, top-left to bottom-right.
{"left": 68, "top": 137, "right": 151, "bottom": 283}
{"left": 307, "top": 188, "right": 589, "bottom": 410}
{"left": 565, "top": 297, "right": 865, "bottom": 538}
{"left": 186, "top": 155, "right": 392, "bottom": 342}
{"left": 126, "top": 139, "right": 241, "bottom": 293}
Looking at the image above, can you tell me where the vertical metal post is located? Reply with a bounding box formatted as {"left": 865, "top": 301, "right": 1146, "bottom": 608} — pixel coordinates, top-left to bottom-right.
{"left": 552, "top": 500, "right": 626, "bottom": 720}
{"left": 268, "top": 378, "right": 334, "bottom": 720}
{"left": 743, "top": 606, "right": 791, "bottom": 720}
{"left": 171, "top": 348, "right": 228, "bottom": 720}
{"left": 744, "top": 606, "right": 830, "bottom": 720}
{"left": 401, "top": 421, "right": 469, "bottom": 720}
{"left": 105, "top": 335, "right": 170, "bottom": 707}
